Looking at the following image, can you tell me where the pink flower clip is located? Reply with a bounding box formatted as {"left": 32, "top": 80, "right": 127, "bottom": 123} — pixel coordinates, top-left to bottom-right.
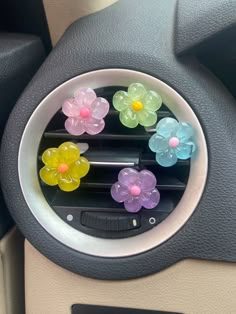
{"left": 62, "top": 87, "right": 110, "bottom": 135}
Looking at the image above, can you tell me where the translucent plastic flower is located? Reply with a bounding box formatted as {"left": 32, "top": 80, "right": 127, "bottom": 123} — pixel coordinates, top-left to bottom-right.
{"left": 149, "top": 117, "right": 196, "bottom": 167}
{"left": 113, "top": 83, "right": 162, "bottom": 128}
{"left": 39, "top": 142, "right": 90, "bottom": 192}
{"left": 111, "top": 168, "right": 160, "bottom": 213}
{"left": 62, "top": 87, "right": 110, "bottom": 135}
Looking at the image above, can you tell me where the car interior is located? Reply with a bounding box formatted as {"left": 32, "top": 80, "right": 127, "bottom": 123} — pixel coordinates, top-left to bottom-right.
{"left": 0, "top": 1, "right": 236, "bottom": 313}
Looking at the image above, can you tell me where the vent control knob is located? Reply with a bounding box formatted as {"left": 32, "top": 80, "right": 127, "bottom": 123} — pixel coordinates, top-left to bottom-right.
{"left": 81, "top": 212, "right": 140, "bottom": 232}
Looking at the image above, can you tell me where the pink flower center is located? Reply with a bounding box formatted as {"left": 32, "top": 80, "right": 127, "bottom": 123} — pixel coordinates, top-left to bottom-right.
{"left": 130, "top": 185, "right": 141, "bottom": 196}
{"left": 169, "top": 137, "right": 180, "bottom": 148}
{"left": 80, "top": 107, "right": 90, "bottom": 118}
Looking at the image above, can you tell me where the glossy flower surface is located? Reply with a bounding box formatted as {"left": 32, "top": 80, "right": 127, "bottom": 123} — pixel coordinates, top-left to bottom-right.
{"left": 149, "top": 117, "right": 196, "bottom": 167}
{"left": 62, "top": 87, "right": 109, "bottom": 135}
{"left": 111, "top": 168, "right": 160, "bottom": 213}
{"left": 113, "top": 83, "right": 162, "bottom": 128}
{"left": 39, "top": 142, "right": 90, "bottom": 192}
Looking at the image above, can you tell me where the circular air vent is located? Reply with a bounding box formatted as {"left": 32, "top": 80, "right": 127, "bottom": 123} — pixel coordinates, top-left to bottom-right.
{"left": 18, "top": 69, "right": 208, "bottom": 258}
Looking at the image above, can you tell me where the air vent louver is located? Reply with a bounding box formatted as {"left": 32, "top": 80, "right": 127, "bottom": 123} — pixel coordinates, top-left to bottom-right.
{"left": 38, "top": 86, "right": 190, "bottom": 239}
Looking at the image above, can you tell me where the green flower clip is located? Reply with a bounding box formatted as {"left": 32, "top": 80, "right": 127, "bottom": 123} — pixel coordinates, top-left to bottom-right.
{"left": 113, "top": 83, "right": 162, "bottom": 128}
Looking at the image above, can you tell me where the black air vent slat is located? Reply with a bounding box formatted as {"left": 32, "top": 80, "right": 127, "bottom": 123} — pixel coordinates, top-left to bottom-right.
{"left": 39, "top": 150, "right": 189, "bottom": 168}
{"left": 40, "top": 173, "right": 185, "bottom": 191}
{"left": 80, "top": 174, "right": 185, "bottom": 190}
{"left": 142, "top": 153, "right": 190, "bottom": 166}
{"left": 108, "top": 109, "right": 172, "bottom": 118}
{"left": 44, "top": 130, "right": 151, "bottom": 141}
{"left": 107, "top": 109, "right": 172, "bottom": 119}
{"left": 58, "top": 109, "right": 172, "bottom": 118}
{"left": 84, "top": 150, "right": 140, "bottom": 167}
{"left": 52, "top": 192, "right": 174, "bottom": 212}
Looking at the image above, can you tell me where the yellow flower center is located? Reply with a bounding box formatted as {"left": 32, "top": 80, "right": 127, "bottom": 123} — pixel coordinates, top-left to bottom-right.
{"left": 132, "top": 100, "right": 143, "bottom": 111}
{"left": 57, "top": 163, "right": 69, "bottom": 174}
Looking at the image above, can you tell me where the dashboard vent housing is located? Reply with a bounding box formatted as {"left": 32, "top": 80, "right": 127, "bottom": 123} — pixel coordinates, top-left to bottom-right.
{"left": 18, "top": 69, "right": 207, "bottom": 258}
{"left": 38, "top": 86, "right": 190, "bottom": 239}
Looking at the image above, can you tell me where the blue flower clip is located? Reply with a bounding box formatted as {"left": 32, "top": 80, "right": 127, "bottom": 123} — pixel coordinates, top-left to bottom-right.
{"left": 149, "top": 117, "right": 197, "bottom": 167}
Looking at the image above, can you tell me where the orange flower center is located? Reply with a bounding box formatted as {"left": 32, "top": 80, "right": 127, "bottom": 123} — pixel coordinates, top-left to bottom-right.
{"left": 132, "top": 100, "right": 143, "bottom": 111}
{"left": 57, "top": 163, "right": 69, "bottom": 174}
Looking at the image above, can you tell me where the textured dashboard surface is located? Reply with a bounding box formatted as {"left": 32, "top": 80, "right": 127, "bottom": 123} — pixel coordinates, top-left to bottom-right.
{"left": 1, "top": 0, "right": 236, "bottom": 279}
{"left": 175, "top": 0, "right": 236, "bottom": 54}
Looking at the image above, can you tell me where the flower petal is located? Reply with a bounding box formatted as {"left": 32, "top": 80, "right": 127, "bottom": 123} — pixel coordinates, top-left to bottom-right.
{"left": 156, "top": 149, "right": 178, "bottom": 167}
{"left": 39, "top": 167, "right": 58, "bottom": 186}
{"left": 176, "top": 122, "right": 195, "bottom": 142}
{"left": 119, "top": 108, "right": 138, "bottom": 128}
{"left": 156, "top": 117, "right": 179, "bottom": 138}
{"left": 141, "top": 189, "right": 160, "bottom": 209}
{"left": 58, "top": 142, "right": 80, "bottom": 164}
{"left": 62, "top": 98, "right": 81, "bottom": 117}
{"left": 84, "top": 117, "right": 105, "bottom": 135}
{"left": 65, "top": 117, "right": 85, "bottom": 136}
{"left": 128, "top": 83, "right": 146, "bottom": 101}
{"left": 74, "top": 87, "right": 96, "bottom": 107}
{"left": 91, "top": 97, "right": 110, "bottom": 119}
{"left": 149, "top": 134, "right": 169, "bottom": 153}
{"left": 111, "top": 182, "right": 130, "bottom": 203}
{"left": 142, "top": 90, "right": 162, "bottom": 112}
{"left": 58, "top": 174, "right": 80, "bottom": 192}
{"left": 176, "top": 141, "right": 196, "bottom": 159}
{"left": 113, "top": 91, "right": 132, "bottom": 111}
{"left": 139, "top": 170, "right": 157, "bottom": 192}
{"left": 137, "top": 109, "right": 157, "bottom": 127}
{"left": 124, "top": 197, "right": 142, "bottom": 213}
{"left": 42, "top": 148, "right": 59, "bottom": 168}
{"left": 69, "top": 157, "right": 90, "bottom": 179}
{"left": 118, "top": 168, "right": 139, "bottom": 188}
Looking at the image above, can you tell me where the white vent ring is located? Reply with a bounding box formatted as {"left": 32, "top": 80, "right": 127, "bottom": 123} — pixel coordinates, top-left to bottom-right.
{"left": 18, "top": 69, "right": 208, "bottom": 258}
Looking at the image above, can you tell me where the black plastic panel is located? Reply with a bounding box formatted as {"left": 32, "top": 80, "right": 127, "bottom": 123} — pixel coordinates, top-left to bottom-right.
{"left": 1, "top": 0, "right": 236, "bottom": 279}
{"left": 0, "top": 32, "right": 45, "bottom": 135}
{"left": 0, "top": 0, "right": 51, "bottom": 52}
{"left": 0, "top": 193, "right": 13, "bottom": 239}
{"left": 72, "top": 305, "right": 180, "bottom": 314}
{"left": 0, "top": 32, "right": 45, "bottom": 238}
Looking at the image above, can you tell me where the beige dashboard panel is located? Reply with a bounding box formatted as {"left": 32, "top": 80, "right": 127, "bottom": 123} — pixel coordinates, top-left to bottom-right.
{"left": 25, "top": 240, "right": 236, "bottom": 314}
{"left": 0, "top": 228, "right": 24, "bottom": 314}
{"left": 43, "top": 0, "right": 118, "bottom": 45}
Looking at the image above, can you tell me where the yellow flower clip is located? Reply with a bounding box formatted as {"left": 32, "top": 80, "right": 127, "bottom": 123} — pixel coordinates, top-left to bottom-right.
{"left": 39, "top": 142, "right": 90, "bottom": 192}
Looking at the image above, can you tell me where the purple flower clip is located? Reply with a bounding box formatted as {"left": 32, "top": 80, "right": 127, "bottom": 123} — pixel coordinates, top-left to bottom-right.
{"left": 111, "top": 168, "right": 160, "bottom": 213}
